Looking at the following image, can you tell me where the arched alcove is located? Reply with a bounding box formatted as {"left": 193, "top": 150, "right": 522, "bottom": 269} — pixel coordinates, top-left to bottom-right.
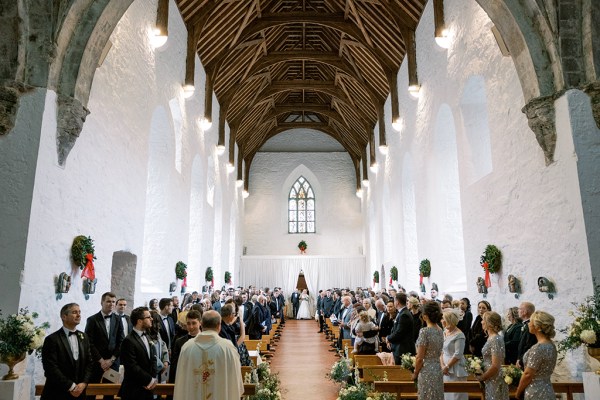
{"left": 212, "top": 168, "right": 223, "bottom": 286}
{"left": 111, "top": 251, "right": 137, "bottom": 306}
{"left": 460, "top": 76, "right": 493, "bottom": 185}
{"left": 187, "top": 155, "right": 205, "bottom": 290}
{"left": 141, "top": 106, "right": 175, "bottom": 293}
{"left": 368, "top": 201, "right": 377, "bottom": 277}
{"left": 430, "top": 104, "right": 467, "bottom": 293}
{"left": 281, "top": 164, "right": 322, "bottom": 233}
{"left": 228, "top": 200, "right": 238, "bottom": 282}
{"left": 402, "top": 153, "right": 419, "bottom": 290}
{"left": 382, "top": 182, "right": 393, "bottom": 263}
{"left": 168, "top": 97, "right": 184, "bottom": 173}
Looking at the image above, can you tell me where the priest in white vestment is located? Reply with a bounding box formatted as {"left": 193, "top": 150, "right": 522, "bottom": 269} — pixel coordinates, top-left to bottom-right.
{"left": 174, "top": 310, "right": 243, "bottom": 400}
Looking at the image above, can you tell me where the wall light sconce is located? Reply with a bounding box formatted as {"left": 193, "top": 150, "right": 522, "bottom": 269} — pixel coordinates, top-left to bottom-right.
{"left": 242, "top": 190, "right": 249, "bottom": 199}
{"left": 199, "top": 117, "right": 211, "bottom": 131}
{"left": 392, "top": 118, "right": 403, "bottom": 132}
{"left": 216, "top": 145, "right": 225, "bottom": 155}
{"left": 408, "top": 85, "right": 421, "bottom": 98}
{"left": 182, "top": 84, "right": 195, "bottom": 98}
{"left": 236, "top": 179, "right": 244, "bottom": 188}
{"left": 227, "top": 163, "right": 235, "bottom": 174}
{"left": 435, "top": 29, "right": 451, "bottom": 49}
{"left": 378, "top": 144, "right": 388, "bottom": 155}
{"left": 370, "top": 162, "right": 378, "bottom": 173}
{"left": 151, "top": 0, "right": 169, "bottom": 48}
{"left": 433, "top": 0, "right": 451, "bottom": 49}
{"left": 356, "top": 188, "right": 363, "bottom": 198}
{"left": 538, "top": 276, "right": 555, "bottom": 300}
{"left": 361, "top": 179, "right": 369, "bottom": 188}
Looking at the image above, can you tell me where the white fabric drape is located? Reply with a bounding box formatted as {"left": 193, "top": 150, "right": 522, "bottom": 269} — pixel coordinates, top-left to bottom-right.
{"left": 240, "top": 255, "right": 367, "bottom": 316}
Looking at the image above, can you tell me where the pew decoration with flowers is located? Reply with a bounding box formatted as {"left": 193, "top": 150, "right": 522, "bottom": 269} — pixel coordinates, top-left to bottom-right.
{"left": 327, "top": 358, "right": 354, "bottom": 385}
{"left": 244, "top": 362, "right": 284, "bottom": 400}
{"left": 337, "top": 383, "right": 396, "bottom": 400}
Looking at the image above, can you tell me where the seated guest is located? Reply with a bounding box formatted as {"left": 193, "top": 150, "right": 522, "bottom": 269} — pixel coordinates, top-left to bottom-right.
{"left": 41, "top": 303, "right": 92, "bottom": 400}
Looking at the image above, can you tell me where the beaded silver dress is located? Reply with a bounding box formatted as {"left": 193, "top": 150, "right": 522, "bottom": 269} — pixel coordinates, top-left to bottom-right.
{"left": 482, "top": 335, "right": 509, "bottom": 400}
{"left": 416, "top": 327, "right": 444, "bottom": 400}
{"left": 523, "top": 342, "right": 557, "bottom": 400}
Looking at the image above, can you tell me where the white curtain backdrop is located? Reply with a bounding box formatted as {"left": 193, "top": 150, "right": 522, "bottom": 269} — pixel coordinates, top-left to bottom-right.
{"left": 240, "top": 256, "right": 367, "bottom": 316}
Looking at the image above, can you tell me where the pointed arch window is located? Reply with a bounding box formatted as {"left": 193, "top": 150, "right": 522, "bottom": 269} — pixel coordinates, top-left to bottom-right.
{"left": 288, "top": 176, "right": 315, "bottom": 233}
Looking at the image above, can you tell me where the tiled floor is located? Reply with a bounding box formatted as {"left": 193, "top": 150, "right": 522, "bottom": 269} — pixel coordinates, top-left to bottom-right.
{"left": 269, "top": 319, "right": 341, "bottom": 400}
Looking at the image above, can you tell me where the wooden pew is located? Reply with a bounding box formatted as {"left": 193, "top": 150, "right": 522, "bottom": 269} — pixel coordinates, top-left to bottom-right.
{"left": 353, "top": 354, "right": 382, "bottom": 378}
{"left": 35, "top": 383, "right": 257, "bottom": 397}
{"left": 362, "top": 366, "right": 412, "bottom": 383}
{"left": 245, "top": 339, "right": 273, "bottom": 358}
{"left": 373, "top": 381, "right": 585, "bottom": 400}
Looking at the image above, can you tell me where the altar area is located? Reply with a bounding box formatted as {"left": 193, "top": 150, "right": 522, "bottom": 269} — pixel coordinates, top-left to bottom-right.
{"left": 240, "top": 255, "right": 367, "bottom": 306}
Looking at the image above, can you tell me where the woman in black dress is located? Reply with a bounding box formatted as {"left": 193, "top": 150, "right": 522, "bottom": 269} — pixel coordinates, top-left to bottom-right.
{"left": 503, "top": 306, "right": 523, "bottom": 364}
{"left": 469, "top": 300, "right": 491, "bottom": 357}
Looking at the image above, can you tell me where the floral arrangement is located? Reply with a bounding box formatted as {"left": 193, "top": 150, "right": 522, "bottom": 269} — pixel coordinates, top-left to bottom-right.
{"left": 175, "top": 261, "right": 187, "bottom": 280}
{"left": 71, "top": 235, "right": 96, "bottom": 267}
{"left": 205, "top": 267, "right": 213, "bottom": 283}
{"left": 336, "top": 382, "right": 395, "bottom": 400}
{"left": 466, "top": 356, "right": 484, "bottom": 376}
{"left": 501, "top": 364, "right": 522, "bottom": 386}
{"left": 400, "top": 353, "right": 416, "bottom": 372}
{"left": 327, "top": 358, "right": 352, "bottom": 384}
{"left": 419, "top": 259, "right": 431, "bottom": 277}
{"left": 224, "top": 271, "right": 232, "bottom": 285}
{"left": 298, "top": 240, "right": 307, "bottom": 250}
{"left": 558, "top": 284, "right": 600, "bottom": 354}
{"left": 248, "top": 362, "right": 283, "bottom": 400}
{"left": 0, "top": 308, "right": 50, "bottom": 358}
{"left": 390, "top": 266, "right": 398, "bottom": 281}
{"left": 480, "top": 244, "right": 502, "bottom": 280}
{"left": 373, "top": 271, "right": 379, "bottom": 284}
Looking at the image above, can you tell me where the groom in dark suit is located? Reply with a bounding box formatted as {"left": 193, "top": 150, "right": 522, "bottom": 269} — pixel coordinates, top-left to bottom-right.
{"left": 290, "top": 288, "right": 300, "bottom": 319}
{"left": 119, "top": 307, "right": 158, "bottom": 400}
{"left": 41, "top": 303, "right": 93, "bottom": 399}
{"left": 85, "top": 292, "right": 124, "bottom": 400}
{"left": 386, "top": 292, "right": 415, "bottom": 364}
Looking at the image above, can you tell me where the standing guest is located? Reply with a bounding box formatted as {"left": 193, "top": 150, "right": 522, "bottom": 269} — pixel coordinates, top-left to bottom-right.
{"left": 363, "top": 298, "right": 377, "bottom": 320}
{"left": 85, "top": 292, "right": 124, "bottom": 400}
{"left": 149, "top": 311, "right": 170, "bottom": 382}
{"left": 118, "top": 307, "right": 157, "bottom": 400}
{"left": 386, "top": 293, "right": 416, "bottom": 365}
{"left": 332, "top": 290, "right": 342, "bottom": 318}
{"left": 213, "top": 291, "right": 226, "bottom": 312}
{"left": 375, "top": 299, "right": 386, "bottom": 328}
{"left": 379, "top": 301, "right": 396, "bottom": 352}
{"left": 352, "top": 310, "right": 379, "bottom": 354}
{"left": 440, "top": 309, "right": 468, "bottom": 400}
{"left": 515, "top": 311, "right": 557, "bottom": 400}
{"left": 408, "top": 296, "right": 423, "bottom": 343}
{"left": 168, "top": 310, "right": 201, "bottom": 384}
{"left": 469, "top": 301, "right": 491, "bottom": 357}
{"left": 149, "top": 298, "right": 159, "bottom": 311}
{"left": 339, "top": 296, "right": 353, "bottom": 340}
{"left": 247, "top": 295, "right": 267, "bottom": 339}
{"left": 173, "top": 311, "right": 244, "bottom": 400}
{"left": 412, "top": 301, "right": 444, "bottom": 400}
{"left": 116, "top": 298, "right": 132, "bottom": 336}
{"left": 504, "top": 307, "right": 523, "bottom": 365}
{"left": 241, "top": 292, "right": 252, "bottom": 324}
{"left": 430, "top": 285, "right": 441, "bottom": 303}
{"left": 477, "top": 311, "right": 509, "bottom": 400}
{"left": 158, "top": 298, "right": 176, "bottom": 350}
{"left": 41, "top": 303, "right": 93, "bottom": 400}
{"left": 270, "top": 289, "right": 285, "bottom": 324}
{"left": 516, "top": 302, "right": 537, "bottom": 369}
{"left": 441, "top": 300, "right": 453, "bottom": 310}
{"left": 456, "top": 298, "right": 473, "bottom": 347}
{"left": 316, "top": 290, "right": 324, "bottom": 332}
{"left": 290, "top": 288, "right": 300, "bottom": 319}
{"left": 219, "top": 304, "right": 238, "bottom": 347}
{"left": 171, "top": 296, "right": 181, "bottom": 322}
{"left": 190, "top": 291, "right": 201, "bottom": 304}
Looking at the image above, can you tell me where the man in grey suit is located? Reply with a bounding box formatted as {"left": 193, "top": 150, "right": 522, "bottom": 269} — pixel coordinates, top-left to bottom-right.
{"left": 339, "top": 296, "right": 353, "bottom": 339}
{"left": 386, "top": 292, "right": 416, "bottom": 364}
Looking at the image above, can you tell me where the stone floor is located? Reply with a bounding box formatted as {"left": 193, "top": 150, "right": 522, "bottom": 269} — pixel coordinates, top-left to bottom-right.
{"left": 269, "top": 319, "right": 340, "bottom": 400}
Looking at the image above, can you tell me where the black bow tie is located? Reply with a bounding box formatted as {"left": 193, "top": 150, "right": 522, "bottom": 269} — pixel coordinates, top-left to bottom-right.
{"left": 104, "top": 315, "right": 111, "bottom": 319}
{"left": 141, "top": 332, "right": 147, "bottom": 337}
{"left": 69, "top": 331, "right": 77, "bottom": 336}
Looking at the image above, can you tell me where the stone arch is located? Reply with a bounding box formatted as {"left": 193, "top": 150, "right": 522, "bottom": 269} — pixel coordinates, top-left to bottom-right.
{"left": 187, "top": 155, "right": 205, "bottom": 290}
{"left": 111, "top": 251, "right": 137, "bottom": 307}
{"left": 460, "top": 75, "right": 493, "bottom": 185}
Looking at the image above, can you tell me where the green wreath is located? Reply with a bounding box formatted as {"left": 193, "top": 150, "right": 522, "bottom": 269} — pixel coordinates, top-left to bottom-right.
{"left": 373, "top": 271, "right": 380, "bottom": 283}
{"left": 175, "top": 261, "right": 187, "bottom": 280}
{"left": 480, "top": 245, "right": 502, "bottom": 273}
{"left": 419, "top": 259, "right": 431, "bottom": 277}
{"left": 205, "top": 267, "right": 214, "bottom": 282}
{"left": 71, "top": 235, "right": 96, "bottom": 268}
{"left": 298, "top": 240, "right": 307, "bottom": 250}
{"left": 390, "top": 266, "right": 398, "bottom": 281}
{"left": 224, "top": 271, "right": 232, "bottom": 284}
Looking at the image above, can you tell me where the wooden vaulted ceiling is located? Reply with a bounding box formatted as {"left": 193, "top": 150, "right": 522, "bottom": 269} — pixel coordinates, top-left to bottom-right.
{"left": 174, "top": 0, "right": 428, "bottom": 163}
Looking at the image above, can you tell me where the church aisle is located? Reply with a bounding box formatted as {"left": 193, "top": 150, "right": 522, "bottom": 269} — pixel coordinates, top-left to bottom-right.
{"left": 269, "top": 319, "right": 340, "bottom": 400}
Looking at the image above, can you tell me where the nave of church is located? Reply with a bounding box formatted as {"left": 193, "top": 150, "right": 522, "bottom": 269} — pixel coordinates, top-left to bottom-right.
{"left": 1, "top": 0, "right": 600, "bottom": 398}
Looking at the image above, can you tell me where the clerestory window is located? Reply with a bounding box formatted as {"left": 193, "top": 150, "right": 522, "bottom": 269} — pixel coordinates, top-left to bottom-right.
{"left": 288, "top": 176, "right": 315, "bottom": 233}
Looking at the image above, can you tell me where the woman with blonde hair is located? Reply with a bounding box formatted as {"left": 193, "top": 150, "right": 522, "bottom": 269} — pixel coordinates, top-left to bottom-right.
{"left": 515, "top": 311, "right": 557, "bottom": 400}
{"left": 440, "top": 308, "right": 468, "bottom": 400}
{"left": 477, "top": 311, "right": 508, "bottom": 400}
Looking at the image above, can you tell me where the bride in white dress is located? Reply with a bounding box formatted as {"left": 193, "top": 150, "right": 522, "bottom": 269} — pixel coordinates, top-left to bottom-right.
{"left": 296, "top": 289, "right": 312, "bottom": 319}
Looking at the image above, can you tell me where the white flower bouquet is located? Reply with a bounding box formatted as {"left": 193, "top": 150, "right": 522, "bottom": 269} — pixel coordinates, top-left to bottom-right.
{"left": 501, "top": 364, "right": 522, "bottom": 386}
{"left": 0, "top": 308, "right": 50, "bottom": 358}
{"left": 466, "top": 356, "right": 484, "bottom": 376}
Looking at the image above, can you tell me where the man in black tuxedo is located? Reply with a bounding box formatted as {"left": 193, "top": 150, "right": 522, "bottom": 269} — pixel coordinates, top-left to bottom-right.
{"left": 270, "top": 289, "right": 285, "bottom": 324}
{"left": 41, "top": 303, "right": 93, "bottom": 399}
{"left": 213, "top": 291, "right": 226, "bottom": 312}
{"left": 386, "top": 292, "right": 416, "bottom": 364}
{"left": 290, "top": 288, "right": 300, "bottom": 319}
{"left": 516, "top": 301, "right": 537, "bottom": 369}
{"left": 85, "top": 292, "right": 124, "bottom": 400}
{"left": 118, "top": 307, "right": 158, "bottom": 400}
{"left": 168, "top": 310, "right": 201, "bottom": 384}
{"left": 241, "top": 292, "right": 252, "bottom": 324}
{"left": 158, "top": 298, "right": 176, "bottom": 350}
{"left": 116, "top": 298, "right": 132, "bottom": 336}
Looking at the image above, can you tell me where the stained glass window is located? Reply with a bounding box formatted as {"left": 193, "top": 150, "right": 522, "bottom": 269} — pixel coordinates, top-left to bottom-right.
{"left": 288, "top": 176, "right": 315, "bottom": 233}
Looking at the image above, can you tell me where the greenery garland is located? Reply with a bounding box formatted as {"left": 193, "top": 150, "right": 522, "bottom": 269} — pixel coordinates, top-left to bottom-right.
{"left": 71, "top": 235, "right": 96, "bottom": 268}
{"left": 390, "top": 266, "right": 398, "bottom": 281}
{"left": 224, "top": 271, "right": 232, "bottom": 284}
{"left": 419, "top": 259, "right": 431, "bottom": 277}
{"left": 373, "top": 271, "right": 379, "bottom": 283}
{"left": 175, "top": 261, "right": 187, "bottom": 280}
{"left": 480, "top": 245, "right": 502, "bottom": 273}
{"left": 205, "top": 267, "right": 213, "bottom": 282}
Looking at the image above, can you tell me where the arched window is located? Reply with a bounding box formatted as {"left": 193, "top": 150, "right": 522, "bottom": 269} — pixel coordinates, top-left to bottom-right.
{"left": 288, "top": 176, "right": 315, "bottom": 233}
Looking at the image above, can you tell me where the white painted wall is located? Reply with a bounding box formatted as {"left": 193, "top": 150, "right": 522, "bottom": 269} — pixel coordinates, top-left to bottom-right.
{"left": 243, "top": 144, "right": 363, "bottom": 256}
{"left": 13, "top": 0, "right": 242, "bottom": 382}
{"left": 363, "top": 0, "right": 593, "bottom": 374}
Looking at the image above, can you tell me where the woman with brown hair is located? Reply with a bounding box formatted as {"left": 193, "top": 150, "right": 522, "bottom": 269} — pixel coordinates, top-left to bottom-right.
{"left": 477, "top": 311, "right": 508, "bottom": 400}
{"left": 469, "top": 300, "right": 491, "bottom": 356}
{"left": 412, "top": 301, "right": 444, "bottom": 400}
{"left": 503, "top": 307, "right": 523, "bottom": 364}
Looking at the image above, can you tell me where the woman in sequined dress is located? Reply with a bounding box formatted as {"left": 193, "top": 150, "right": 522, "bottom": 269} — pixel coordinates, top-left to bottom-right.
{"left": 515, "top": 311, "right": 557, "bottom": 400}
{"left": 477, "top": 311, "right": 508, "bottom": 400}
{"left": 412, "top": 301, "right": 444, "bottom": 400}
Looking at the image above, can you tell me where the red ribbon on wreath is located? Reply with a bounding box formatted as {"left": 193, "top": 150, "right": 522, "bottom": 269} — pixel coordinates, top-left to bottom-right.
{"left": 211, "top": 278, "right": 214, "bottom": 287}
{"left": 182, "top": 276, "right": 187, "bottom": 288}
{"left": 483, "top": 261, "right": 491, "bottom": 288}
{"left": 81, "top": 253, "right": 95, "bottom": 281}
{"left": 389, "top": 276, "right": 392, "bottom": 285}
{"left": 419, "top": 273, "right": 423, "bottom": 285}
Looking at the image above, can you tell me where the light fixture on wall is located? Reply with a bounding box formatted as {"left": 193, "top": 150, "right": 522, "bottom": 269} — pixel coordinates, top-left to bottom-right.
{"left": 242, "top": 190, "right": 249, "bottom": 198}
{"left": 236, "top": 179, "right": 244, "bottom": 188}
{"left": 151, "top": 0, "right": 169, "bottom": 48}
{"left": 199, "top": 117, "right": 212, "bottom": 131}
{"left": 433, "top": 0, "right": 451, "bottom": 49}
{"left": 378, "top": 144, "right": 388, "bottom": 155}
{"left": 356, "top": 188, "right": 363, "bottom": 198}
{"left": 216, "top": 144, "right": 225, "bottom": 155}
{"left": 227, "top": 163, "right": 235, "bottom": 173}
{"left": 392, "top": 118, "right": 403, "bottom": 132}
{"left": 408, "top": 84, "right": 421, "bottom": 98}
{"left": 370, "top": 161, "right": 378, "bottom": 173}
{"left": 362, "top": 179, "right": 369, "bottom": 188}
{"left": 182, "top": 84, "right": 195, "bottom": 98}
